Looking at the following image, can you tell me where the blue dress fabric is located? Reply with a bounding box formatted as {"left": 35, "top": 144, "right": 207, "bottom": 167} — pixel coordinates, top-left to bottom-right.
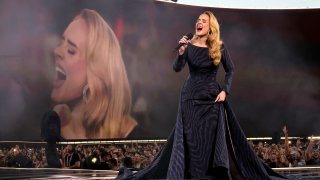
{"left": 117, "top": 44, "right": 288, "bottom": 180}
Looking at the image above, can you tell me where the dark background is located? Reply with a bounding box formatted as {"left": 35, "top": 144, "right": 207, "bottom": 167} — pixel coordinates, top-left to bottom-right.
{"left": 0, "top": 0, "right": 319, "bottom": 140}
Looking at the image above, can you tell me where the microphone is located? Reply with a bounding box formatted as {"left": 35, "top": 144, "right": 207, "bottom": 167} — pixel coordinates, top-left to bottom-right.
{"left": 175, "top": 33, "right": 193, "bottom": 50}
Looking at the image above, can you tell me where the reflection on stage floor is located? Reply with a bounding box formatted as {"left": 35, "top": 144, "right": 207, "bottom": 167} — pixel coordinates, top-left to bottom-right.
{"left": 1, "top": 166, "right": 320, "bottom": 179}
{"left": 0, "top": 167, "right": 118, "bottom": 179}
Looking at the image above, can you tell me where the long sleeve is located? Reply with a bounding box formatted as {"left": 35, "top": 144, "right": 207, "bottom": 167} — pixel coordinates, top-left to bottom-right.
{"left": 220, "top": 44, "right": 234, "bottom": 94}
{"left": 173, "top": 53, "right": 187, "bottom": 72}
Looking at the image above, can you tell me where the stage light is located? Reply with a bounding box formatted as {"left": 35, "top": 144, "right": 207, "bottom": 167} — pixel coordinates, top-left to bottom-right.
{"left": 156, "top": 0, "right": 320, "bottom": 10}
{"left": 91, "top": 157, "right": 98, "bottom": 164}
{"left": 308, "top": 136, "right": 320, "bottom": 140}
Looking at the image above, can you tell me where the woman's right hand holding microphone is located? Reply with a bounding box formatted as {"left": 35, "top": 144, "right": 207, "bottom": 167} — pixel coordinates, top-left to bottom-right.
{"left": 178, "top": 35, "right": 190, "bottom": 55}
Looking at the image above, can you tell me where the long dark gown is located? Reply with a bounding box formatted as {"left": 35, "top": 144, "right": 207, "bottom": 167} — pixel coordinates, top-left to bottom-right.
{"left": 117, "top": 44, "right": 288, "bottom": 179}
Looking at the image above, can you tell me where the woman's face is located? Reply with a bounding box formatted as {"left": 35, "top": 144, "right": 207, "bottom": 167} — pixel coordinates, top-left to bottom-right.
{"left": 195, "top": 13, "right": 210, "bottom": 37}
{"left": 51, "top": 18, "right": 88, "bottom": 103}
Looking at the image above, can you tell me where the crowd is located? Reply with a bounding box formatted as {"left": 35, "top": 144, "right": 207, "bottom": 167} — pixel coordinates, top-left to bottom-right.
{"left": 0, "top": 142, "right": 163, "bottom": 170}
{"left": 251, "top": 126, "right": 320, "bottom": 168}
{"left": 1, "top": 126, "right": 320, "bottom": 170}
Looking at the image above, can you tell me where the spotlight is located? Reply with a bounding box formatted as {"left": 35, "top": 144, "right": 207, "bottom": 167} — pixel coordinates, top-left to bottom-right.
{"left": 91, "top": 157, "right": 98, "bottom": 164}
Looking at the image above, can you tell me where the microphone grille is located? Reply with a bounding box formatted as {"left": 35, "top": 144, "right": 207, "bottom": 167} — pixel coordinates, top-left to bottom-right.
{"left": 186, "top": 33, "right": 193, "bottom": 40}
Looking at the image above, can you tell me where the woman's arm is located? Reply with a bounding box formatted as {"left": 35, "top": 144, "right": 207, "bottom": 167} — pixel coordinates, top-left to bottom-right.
{"left": 220, "top": 44, "right": 234, "bottom": 95}
{"left": 283, "top": 126, "right": 290, "bottom": 156}
{"left": 173, "top": 36, "right": 189, "bottom": 72}
{"left": 305, "top": 137, "right": 315, "bottom": 161}
{"left": 173, "top": 54, "right": 187, "bottom": 72}
{"left": 215, "top": 44, "right": 234, "bottom": 102}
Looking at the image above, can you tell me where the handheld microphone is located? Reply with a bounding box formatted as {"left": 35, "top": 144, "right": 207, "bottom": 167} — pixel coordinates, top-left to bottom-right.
{"left": 175, "top": 33, "right": 193, "bottom": 50}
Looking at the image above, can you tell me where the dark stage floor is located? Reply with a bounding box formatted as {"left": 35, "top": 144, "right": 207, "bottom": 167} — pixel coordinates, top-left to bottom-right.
{"left": 1, "top": 167, "right": 320, "bottom": 179}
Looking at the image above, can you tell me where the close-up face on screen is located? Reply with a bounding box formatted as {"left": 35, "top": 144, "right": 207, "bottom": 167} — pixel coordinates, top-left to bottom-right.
{"left": 0, "top": 0, "right": 319, "bottom": 141}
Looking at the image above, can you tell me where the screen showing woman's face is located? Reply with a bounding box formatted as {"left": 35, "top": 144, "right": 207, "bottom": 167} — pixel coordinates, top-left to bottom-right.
{"left": 51, "top": 18, "right": 88, "bottom": 103}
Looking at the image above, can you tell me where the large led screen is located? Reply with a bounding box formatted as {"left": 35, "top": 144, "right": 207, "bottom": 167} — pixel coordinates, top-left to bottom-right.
{"left": 0, "top": 0, "right": 319, "bottom": 140}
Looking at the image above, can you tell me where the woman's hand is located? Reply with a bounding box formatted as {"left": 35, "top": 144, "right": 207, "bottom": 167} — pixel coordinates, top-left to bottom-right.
{"left": 215, "top": 91, "right": 226, "bottom": 103}
{"left": 282, "top": 126, "right": 288, "bottom": 135}
{"left": 178, "top": 36, "right": 190, "bottom": 55}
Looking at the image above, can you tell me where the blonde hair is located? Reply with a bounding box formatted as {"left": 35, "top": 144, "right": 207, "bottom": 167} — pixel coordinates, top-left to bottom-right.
{"left": 76, "top": 9, "right": 132, "bottom": 138}
{"left": 202, "top": 11, "right": 223, "bottom": 66}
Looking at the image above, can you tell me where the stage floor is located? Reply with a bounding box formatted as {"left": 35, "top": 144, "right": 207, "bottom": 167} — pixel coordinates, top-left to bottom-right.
{"left": 0, "top": 167, "right": 118, "bottom": 179}
{"left": 1, "top": 167, "right": 320, "bottom": 179}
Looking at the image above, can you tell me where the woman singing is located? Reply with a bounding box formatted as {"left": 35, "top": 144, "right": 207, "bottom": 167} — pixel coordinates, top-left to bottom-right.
{"left": 117, "top": 11, "right": 288, "bottom": 179}
{"left": 52, "top": 9, "right": 136, "bottom": 139}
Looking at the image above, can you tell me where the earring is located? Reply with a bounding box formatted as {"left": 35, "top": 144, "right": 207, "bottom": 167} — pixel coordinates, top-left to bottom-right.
{"left": 82, "top": 85, "right": 89, "bottom": 103}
